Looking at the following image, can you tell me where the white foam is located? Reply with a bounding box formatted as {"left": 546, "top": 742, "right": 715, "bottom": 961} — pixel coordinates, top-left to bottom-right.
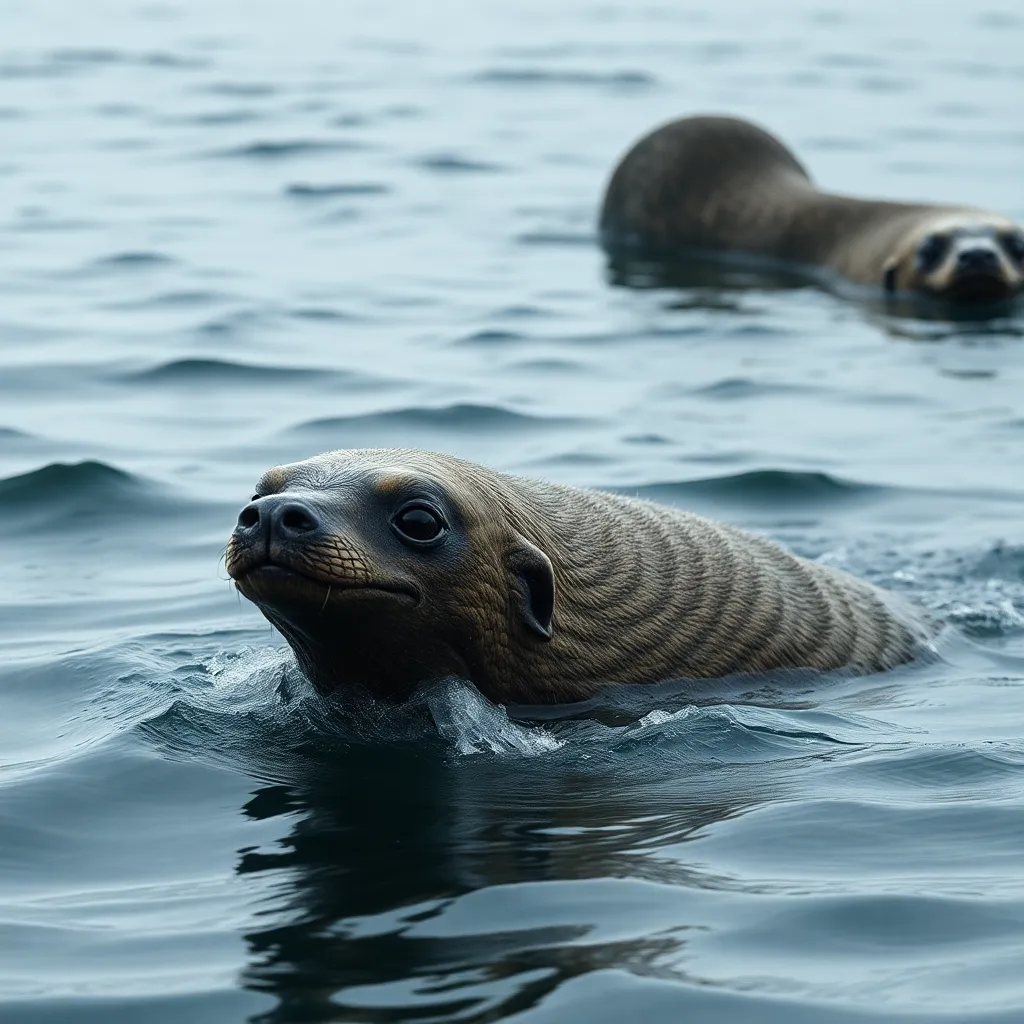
{"left": 425, "top": 679, "right": 563, "bottom": 757}
{"left": 628, "top": 707, "right": 696, "bottom": 732}
{"left": 204, "top": 646, "right": 296, "bottom": 709}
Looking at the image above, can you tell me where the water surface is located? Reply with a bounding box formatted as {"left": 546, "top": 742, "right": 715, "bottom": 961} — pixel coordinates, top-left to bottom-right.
{"left": 2, "top": 1, "right": 1024, "bottom": 1021}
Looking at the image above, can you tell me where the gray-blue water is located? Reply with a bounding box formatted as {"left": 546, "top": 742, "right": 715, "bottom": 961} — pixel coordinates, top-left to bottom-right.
{"left": 3, "top": 1, "right": 1024, "bottom": 1021}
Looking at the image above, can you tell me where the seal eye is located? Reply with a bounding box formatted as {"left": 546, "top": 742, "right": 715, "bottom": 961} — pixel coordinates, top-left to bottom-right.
{"left": 1002, "top": 230, "right": 1024, "bottom": 265}
{"left": 391, "top": 503, "right": 447, "bottom": 547}
{"left": 915, "top": 233, "right": 949, "bottom": 273}
{"left": 250, "top": 494, "right": 260, "bottom": 502}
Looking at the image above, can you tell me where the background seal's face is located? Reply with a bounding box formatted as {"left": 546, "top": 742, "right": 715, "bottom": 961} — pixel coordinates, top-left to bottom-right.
{"left": 885, "top": 220, "right": 1024, "bottom": 302}
{"left": 225, "top": 454, "right": 555, "bottom": 700}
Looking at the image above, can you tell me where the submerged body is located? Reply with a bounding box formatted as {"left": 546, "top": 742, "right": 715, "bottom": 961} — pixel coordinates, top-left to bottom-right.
{"left": 600, "top": 115, "right": 1024, "bottom": 303}
{"left": 225, "top": 448, "right": 927, "bottom": 705}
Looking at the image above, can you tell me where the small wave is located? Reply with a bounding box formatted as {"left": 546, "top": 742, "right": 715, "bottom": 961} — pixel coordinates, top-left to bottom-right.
{"left": 285, "top": 183, "right": 390, "bottom": 199}
{"left": 830, "top": 744, "right": 1024, "bottom": 802}
{"left": 174, "top": 109, "right": 265, "bottom": 127}
{"left": 113, "top": 289, "right": 227, "bottom": 309}
{"left": 623, "top": 433, "right": 671, "bottom": 446}
{"left": 209, "top": 139, "right": 363, "bottom": 160}
{"left": 288, "top": 306, "right": 361, "bottom": 322}
{"left": 516, "top": 230, "right": 595, "bottom": 247}
{"left": 139, "top": 649, "right": 560, "bottom": 779}
{"left": 940, "top": 369, "right": 998, "bottom": 381}
{"left": 968, "top": 543, "right": 1024, "bottom": 583}
{"left": 0, "top": 460, "right": 171, "bottom": 532}
{"left": 89, "top": 250, "right": 176, "bottom": 270}
{"left": 454, "top": 329, "right": 526, "bottom": 345}
{"left": 414, "top": 153, "right": 505, "bottom": 174}
{"left": 0, "top": 426, "right": 37, "bottom": 443}
{"left": 858, "top": 74, "right": 913, "bottom": 94}
{"left": 942, "top": 600, "right": 1024, "bottom": 638}
{"left": 473, "top": 68, "right": 655, "bottom": 88}
{"left": 50, "top": 47, "right": 123, "bottom": 65}
{"left": 201, "top": 81, "right": 278, "bottom": 97}
{"left": 626, "top": 470, "right": 883, "bottom": 509}
{"left": 49, "top": 48, "right": 208, "bottom": 70}
{"left": 897, "top": 542, "right": 1024, "bottom": 639}
{"left": 689, "top": 377, "right": 821, "bottom": 401}
{"left": 115, "top": 357, "right": 326, "bottom": 386}
{"left": 599, "top": 702, "right": 871, "bottom": 767}
{"left": 527, "top": 450, "right": 615, "bottom": 471}
{"left": 513, "top": 357, "right": 590, "bottom": 374}
{"left": 115, "top": 357, "right": 394, "bottom": 395}
{"left": 0, "top": 459, "right": 142, "bottom": 502}
{"left": 285, "top": 403, "right": 589, "bottom": 439}
{"left": 818, "top": 52, "right": 885, "bottom": 70}
{"left": 192, "top": 308, "right": 277, "bottom": 338}
{"left": 803, "top": 134, "right": 873, "bottom": 152}
{"left": 492, "top": 303, "right": 551, "bottom": 319}
{"left": 13, "top": 211, "right": 97, "bottom": 234}
{"left": 0, "top": 59, "right": 78, "bottom": 80}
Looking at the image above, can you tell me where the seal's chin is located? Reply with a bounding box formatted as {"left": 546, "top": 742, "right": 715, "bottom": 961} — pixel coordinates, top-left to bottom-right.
{"left": 936, "top": 273, "right": 1016, "bottom": 304}
{"left": 233, "top": 561, "right": 434, "bottom": 700}
{"left": 234, "top": 563, "right": 419, "bottom": 611}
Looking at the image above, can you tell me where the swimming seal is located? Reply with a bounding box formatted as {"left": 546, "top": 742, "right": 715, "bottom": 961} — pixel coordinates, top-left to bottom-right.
{"left": 225, "top": 448, "right": 926, "bottom": 704}
{"left": 600, "top": 115, "right": 1024, "bottom": 304}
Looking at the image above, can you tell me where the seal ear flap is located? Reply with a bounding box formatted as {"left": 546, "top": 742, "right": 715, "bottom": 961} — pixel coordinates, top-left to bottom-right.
{"left": 509, "top": 536, "right": 555, "bottom": 641}
{"left": 882, "top": 258, "right": 898, "bottom": 293}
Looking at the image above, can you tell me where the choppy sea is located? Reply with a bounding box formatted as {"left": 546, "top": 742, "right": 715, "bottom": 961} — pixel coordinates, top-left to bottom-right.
{"left": 2, "top": 1, "right": 1024, "bottom": 1021}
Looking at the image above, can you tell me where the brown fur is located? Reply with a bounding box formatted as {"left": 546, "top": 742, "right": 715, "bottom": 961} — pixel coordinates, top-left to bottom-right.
{"left": 226, "top": 449, "right": 928, "bottom": 705}
{"left": 600, "top": 115, "right": 1024, "bottom": 300}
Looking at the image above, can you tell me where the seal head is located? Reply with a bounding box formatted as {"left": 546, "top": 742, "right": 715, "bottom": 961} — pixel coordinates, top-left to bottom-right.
{"left": 225, "top": 450, "right": 555, "bottom": 700}
{"left": 882, "top": 218, "right": 1024, "bottom": 303}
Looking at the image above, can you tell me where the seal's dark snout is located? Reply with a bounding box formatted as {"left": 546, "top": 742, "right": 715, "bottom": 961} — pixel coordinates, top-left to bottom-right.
{"left": 957, "top": 247, "right": 999, "bottom": 272}
{"left": 235, "top": 496, "right": 321, "bottom": 541}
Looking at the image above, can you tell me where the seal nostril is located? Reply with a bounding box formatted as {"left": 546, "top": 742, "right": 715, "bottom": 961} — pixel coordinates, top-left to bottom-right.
{"left": 237, "top": 504, "right": 260, "bottom": 529}
{"left": 280, "top": 504, "right": 319, "bottom": 534}
{"left": 958, "top": 248, "right": 998, "bottom": 271}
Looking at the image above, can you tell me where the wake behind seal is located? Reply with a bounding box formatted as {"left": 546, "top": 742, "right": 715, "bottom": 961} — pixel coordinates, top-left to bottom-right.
{"left": 225, "top": 448, "right": 929, "bottom": 705}
{"left": 600, "top": 115, "right": 1024, "bottom": 306}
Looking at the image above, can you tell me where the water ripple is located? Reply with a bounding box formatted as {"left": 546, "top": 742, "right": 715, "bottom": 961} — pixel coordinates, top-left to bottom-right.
{"left": 285, "top": 403, "right": 594, "bottom": 439}
{"left": 208, "top": 139, "right": 365, "bottom": 160}
{"left": 3, "top": 2, "right": 1024, "bottom": 1021}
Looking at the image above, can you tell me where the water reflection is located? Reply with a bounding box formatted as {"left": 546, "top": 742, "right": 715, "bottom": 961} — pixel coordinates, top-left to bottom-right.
{"left": 606, "top": 249, "right": 1024, "bottom": 327}
{"left": 235, "top": 728, "right": 762, "bottom": 1023}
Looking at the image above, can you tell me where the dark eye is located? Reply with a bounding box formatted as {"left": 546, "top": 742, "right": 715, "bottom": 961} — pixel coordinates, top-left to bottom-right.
{"left": 250, "top": 494, "right": 260, "bottom": 502}
{"left": 916, "top": 233, "right": 949, "bottom": 272}
{"left": 391, "top": 503, "right": 447, "bottom": 546}
{"left": 1002, "top": 230, "right": 1024, "bottom": 264}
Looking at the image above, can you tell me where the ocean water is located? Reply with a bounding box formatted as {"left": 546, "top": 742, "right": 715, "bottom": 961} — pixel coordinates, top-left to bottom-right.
{"left": 2, "top": 1, "right": 1024, "bottom": 1021}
